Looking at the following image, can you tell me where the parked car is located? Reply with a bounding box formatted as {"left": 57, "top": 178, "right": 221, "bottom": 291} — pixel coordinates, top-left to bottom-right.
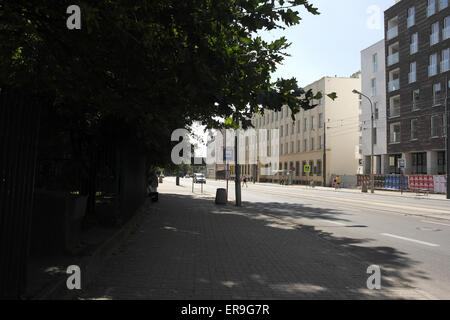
{"left": 193, "top": 173, "right": 206, "bottom": 184}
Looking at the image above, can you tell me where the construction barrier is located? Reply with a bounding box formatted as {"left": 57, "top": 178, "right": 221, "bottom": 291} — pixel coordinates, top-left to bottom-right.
{"left": 408, "top": 175, "right": 434, "bottom": 192}
{"left": 356, "top": 174, "right": 447, "bottom": 194}
{"left": 384, "top": 175, "right": 408, "bottom": 191}
{"left": 433, "top": 175, "right": 447, "bottom": 194}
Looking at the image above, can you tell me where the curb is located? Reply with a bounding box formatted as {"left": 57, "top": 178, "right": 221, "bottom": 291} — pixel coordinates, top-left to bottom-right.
{"left": 31, "top": 199, "right": 153, "bottom": 300}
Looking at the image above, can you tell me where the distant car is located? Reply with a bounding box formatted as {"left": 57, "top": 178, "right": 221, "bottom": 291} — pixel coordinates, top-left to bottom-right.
{"left": 193, "top": 173, "right": 206, "bottom": 184}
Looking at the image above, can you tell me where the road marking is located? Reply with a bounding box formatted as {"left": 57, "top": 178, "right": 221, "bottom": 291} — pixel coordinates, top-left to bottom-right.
{"left": 320, "top": 220, "right": 346, "bottom": 226}
{"left": 421, "top": 220, "right": 450, "bottom": 227}
{"left": 380, "top": 233, "right": 440, "bottom": 247}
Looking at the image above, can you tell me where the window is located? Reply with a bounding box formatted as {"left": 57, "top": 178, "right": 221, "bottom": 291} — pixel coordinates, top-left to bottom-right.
{"left": 409, "top": 62, "right": 417, "bottom": 83}
{"left": 390, "top": 95, "right": 401, "bottom": 117}
{"left": 319, "top": 135, "right": 323, "bottom": 149}
{"left": 280, "top": 144, "right": 283, "bottom": 155}
{"left": 411, "top": 119, "right": 418, "bottom": 140}
{"left": 285, "top": 143, "right": 288, "bottom": 154}
{"left": 317, "top": 160, "right": 322, "bottom": 176}
{"left": 285, "top": 124, "right": 289, "bottom": 136}
{"left": 372, "top": 128, "right": 377, "bottom": 145}
{"left": 280, "top": 125, "right": 283, "bottom": 137}
{"left": 438, "top": 151, "right": 446, "bottom": 174}
{"left": 303, "top": 139, "right": 307, "bottom": 152}
{"left": 297, "top": 120, "right": 301, "bottom": 133}
{"left": 309, "top": 161, "right": 314, "bottom": 176}
{"left": 431, "top": 22, "right": 440, "bottom": 46}
{"left": 428, "top": 0, "right": 436, "bottom": 17}
{"left": 292, "top": 123, "right": 295, "bottom": 135}
{"left": 444, "top": 16, "right": 450, "bottom": 40}
{"left": 275, "top": 112, "right": 278, "bottom": 121}
{"left": 390, "top": 122, "right": 401, "bottom": 143}
{"left": 319, "top": 113, "right": 324, "bottom": 128}
{"left": 439, "top": 0, "right": 448, "bottom": 11}
{"left": 311, "top": 116, "right": 315, "bottom": 130}
{"left": 407, "top": 7, "right": 415, "bottom": 28}
{"left": 374, "top": 102, "right": 379, "bottom": 120}
{"left": 371, "top": 78, "right": 376, "bottom": 96}
{"left": 311, "top": 137, "right": 315, "bottom": 151}
{"left": 411, "top": 33, "right": 418, "bottom": 54}
{"left": 297, "top": 140, "right": 301, "bottom": 153}
{"left": 372, "top": 53, "right": 378, "bottom": 72}
{"left": 302, "top": 161, "right": 307, "bottom": 176}
{"left": 433, "top": 83, "right": 442, "bottom": 106}
{"left": 412, "top": 89, "right": 420, "bottom": 110}
{"left": 295, "top": 161, "right": 300, "bottom": 177}
{"left": 281, "top": 108, "right": 284, "bottom": 119}
{"left": 412, "top": 153, "right": 427, "bottom": 174}
{"left": 429, "top": 53, "right": 438, "bottom": 76}
{"left": 304, "top": 118, "right": 307, "bottom": 131}
{"left": 291, "top": 142, "right": 294, "bottom": 154}
{"left": 431, "top": 115, "right": 442, "bottom": 137}
{"left": 441, "top": 48, "right": 449, "bottom": 72}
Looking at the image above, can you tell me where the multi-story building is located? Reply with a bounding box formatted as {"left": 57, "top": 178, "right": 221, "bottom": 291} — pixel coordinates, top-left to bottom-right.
{"left": 361, "top": 40, "right": 389, "bottom": 174}
{"left": 384, "top": 0, "right": 449, "bottom": 175}
{"left": 252, "top": 76, "right": 362, "bottom": 186}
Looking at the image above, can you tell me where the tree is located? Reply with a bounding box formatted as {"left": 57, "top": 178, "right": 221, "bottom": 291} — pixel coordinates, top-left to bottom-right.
{"left": 1, "top": 0, "right": 336, "bottom": 216}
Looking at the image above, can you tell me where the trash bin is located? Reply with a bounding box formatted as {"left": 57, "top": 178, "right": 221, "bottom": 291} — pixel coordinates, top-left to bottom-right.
{"left": 176, "top": 176, "right": 180, "bottom": 186}
{"left": 215, "top": 188, "right": 227, "bottom": 205}
{"left": 361, "top": 184, "right": 368, "bottom": 193}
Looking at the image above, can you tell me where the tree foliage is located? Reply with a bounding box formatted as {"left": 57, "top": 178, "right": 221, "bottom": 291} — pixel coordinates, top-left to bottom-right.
{"left": 1, "top": 0, "right": 336, "bottom": 160}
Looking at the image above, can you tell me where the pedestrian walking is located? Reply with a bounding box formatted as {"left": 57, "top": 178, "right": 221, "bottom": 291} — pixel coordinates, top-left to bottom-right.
{"left": 242, "top": 175, "right": 248, "bottom": 188}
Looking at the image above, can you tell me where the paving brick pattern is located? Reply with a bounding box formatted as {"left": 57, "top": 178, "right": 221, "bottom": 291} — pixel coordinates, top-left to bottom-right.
{"left": 72, "top": 183, "right": 431, "bottom": 300}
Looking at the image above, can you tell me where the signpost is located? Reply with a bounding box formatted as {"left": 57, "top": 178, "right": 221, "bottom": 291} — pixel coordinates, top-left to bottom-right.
{"left": 304, "top": 165, "right": 311, "bottom": 187}
{"left": 398, "top": 159, "right": 405, "bottom": 195}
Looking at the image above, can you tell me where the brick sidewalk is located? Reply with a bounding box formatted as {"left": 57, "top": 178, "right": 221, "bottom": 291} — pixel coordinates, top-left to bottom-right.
{"left": 71, "top": 183, "right": 433, "bottom": 300}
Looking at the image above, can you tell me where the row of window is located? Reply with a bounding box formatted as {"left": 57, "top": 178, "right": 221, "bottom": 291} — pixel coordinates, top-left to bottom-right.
{"left": 254, "top": 109, "right": 324, "bottom": 128}
{"left": 279, "top": 136, "right": 324, "bottom": 155}
{"left": 387, "top": 0, "right": 449, "bottom": 41}
{"left": 390, "top": 114, "right": 446, "bottom": 144}
{"left": 388, "top": 79, "right": 449, "bottom": 118}
{"left": 278, "top": 114, "right": 325, "bottom": 137}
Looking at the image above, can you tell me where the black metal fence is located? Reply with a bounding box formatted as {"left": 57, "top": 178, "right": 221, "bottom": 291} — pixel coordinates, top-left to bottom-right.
{"left": 0, "top": 88, "right": 41, "bottom": 299}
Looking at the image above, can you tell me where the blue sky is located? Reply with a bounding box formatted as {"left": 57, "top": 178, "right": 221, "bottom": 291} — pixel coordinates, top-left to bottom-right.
{"left": 261, "top": 0, "right": 396, "bottom": 86}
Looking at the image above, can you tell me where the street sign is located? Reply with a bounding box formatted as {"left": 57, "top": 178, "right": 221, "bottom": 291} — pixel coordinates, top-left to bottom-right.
{"left": 398, "top": 159, "right": 405, "bottom": 169}
{"left": 304, "top": 165, "right": 311, "bottom": 173}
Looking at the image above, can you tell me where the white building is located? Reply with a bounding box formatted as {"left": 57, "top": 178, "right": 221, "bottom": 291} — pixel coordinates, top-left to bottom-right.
{"left": 360, "top": 40, "right": 388, "bottom": 174}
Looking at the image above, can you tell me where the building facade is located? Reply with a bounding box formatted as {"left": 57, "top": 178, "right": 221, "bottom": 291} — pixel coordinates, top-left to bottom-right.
{"left": 384, "top": 0, "right": 449, "bottom": 175}
{"left": 361, "top": 40, "right": 389, "bottom": 175}
{"left": 252, "top": 76, "right": 362, "bottom": 186}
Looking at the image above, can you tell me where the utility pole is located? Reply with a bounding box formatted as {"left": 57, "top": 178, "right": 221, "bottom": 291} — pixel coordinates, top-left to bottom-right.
{"left": 235, "top": 133, "right": 242, "bottom": 206}
{"left": 446, "top": 75, "right": 449, "bottom": 199}
{"left": 323, "top": 118, "right": 327, "bottom": 187}
{"left": 353, "top": 89, "right": 375, "bottom": 193}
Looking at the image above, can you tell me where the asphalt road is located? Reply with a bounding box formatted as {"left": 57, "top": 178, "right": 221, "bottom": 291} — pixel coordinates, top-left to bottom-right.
{"left": 177, "top": 177, "right": 450, "bottom": 299}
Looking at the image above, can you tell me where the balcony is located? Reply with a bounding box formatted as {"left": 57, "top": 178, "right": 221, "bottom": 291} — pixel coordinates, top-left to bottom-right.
{"left": 388, "top": 79, "right": 400, "bottom": 92}
{"left": 410, "top": 42, "right": 418, "bottom": 54}
{"left": 387, "top": 52, "right": 399, "bottom": 66}
{"left": 430, "top": 33, "right": 439, "bottom": 46}
{"left": 387, "top": 26, "right": 398, "bottom": 40}
{"left": 444, "top": 27, "right": 450, "bottom": 40}
{"left": 429, "top": 64, "right": 438, "bottom": 77}
{"left": 441, "top": 60, "right": 450, "bottom": 72}
{"left": 408, "top": 72, "right": 416, "bottom": 83}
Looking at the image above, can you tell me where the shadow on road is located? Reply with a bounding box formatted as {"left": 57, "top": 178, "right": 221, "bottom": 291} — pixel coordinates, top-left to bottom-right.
{"left": 75, "top": 192, "right": 431, "bottom": 300}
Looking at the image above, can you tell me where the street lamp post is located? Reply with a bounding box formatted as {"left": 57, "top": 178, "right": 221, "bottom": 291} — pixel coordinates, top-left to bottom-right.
{"left": 353, "top": 89, "right": 375, "bottom": 194}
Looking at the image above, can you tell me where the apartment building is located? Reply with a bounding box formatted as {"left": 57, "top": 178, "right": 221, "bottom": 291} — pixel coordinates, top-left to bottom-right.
{"left": 385, "top": 0, "right": 449, "bottom": 175}
{"left": 361, "top": 40, "right": 388, "bottom": 174}
{"left": 252, "top": 76, "right": 362, "bottom": 186}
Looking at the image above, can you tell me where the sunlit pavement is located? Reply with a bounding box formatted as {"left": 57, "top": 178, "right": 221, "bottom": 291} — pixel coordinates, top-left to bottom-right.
{"left": 67, "top": 177, "right": 450, "bottom": 300}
